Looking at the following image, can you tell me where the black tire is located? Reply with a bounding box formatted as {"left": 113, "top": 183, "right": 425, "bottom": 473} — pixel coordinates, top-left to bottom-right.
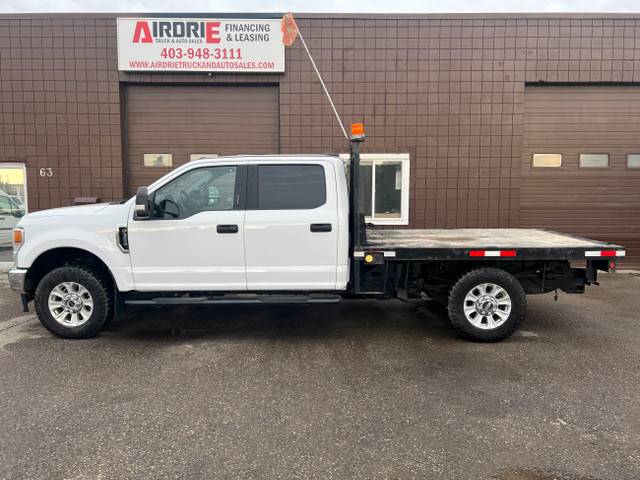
{"left": 34, "top": 265, "right": 110, "bottom": 339}
{"left": 448, "top": 268, "right": 527, "bottom": 342}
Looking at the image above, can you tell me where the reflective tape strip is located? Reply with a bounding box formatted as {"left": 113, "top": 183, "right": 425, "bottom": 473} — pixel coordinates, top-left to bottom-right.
{"left": 470, "top": 250, "right": 516, "bottom": 257}
{"left": 585, "top": 250, "right": 626, "bottom": 257}
{"left": 354, "top": 251, "right": 396, "bottom": 258}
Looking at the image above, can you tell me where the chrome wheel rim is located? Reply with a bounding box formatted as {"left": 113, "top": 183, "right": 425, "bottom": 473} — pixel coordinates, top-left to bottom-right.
{"left": 463, "top": 283, "right": 512, "bottom": 330}
{"left": 48, "top": 282, "right": 94, "bottom": 327}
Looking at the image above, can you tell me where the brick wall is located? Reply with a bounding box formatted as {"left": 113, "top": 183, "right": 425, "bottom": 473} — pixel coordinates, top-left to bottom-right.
{"left": 0, "top": 17, "right": 121, "bottom": 210}
{"left": 283, "top": 15, "right": 640, "bottom": 229}
{"left": 1, "top": 13, "right": 640, "bottom": 231}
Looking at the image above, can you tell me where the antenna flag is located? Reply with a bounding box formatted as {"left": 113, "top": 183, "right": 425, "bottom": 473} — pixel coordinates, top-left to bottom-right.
{"left": 281, "top": 13, "right": 298, "bottom": 46}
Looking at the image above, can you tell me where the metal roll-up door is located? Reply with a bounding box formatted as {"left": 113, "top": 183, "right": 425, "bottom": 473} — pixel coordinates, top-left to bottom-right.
{"left": 125, "top": 85, "right": 279, "bottom": 193}
{"left": 521, "top": 85, "right": 640, "bottom": 267}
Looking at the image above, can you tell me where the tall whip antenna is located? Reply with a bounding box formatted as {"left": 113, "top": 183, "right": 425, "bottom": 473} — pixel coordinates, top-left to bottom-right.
{"left": 281, "top": 13, "right": 348, "bottom": 139}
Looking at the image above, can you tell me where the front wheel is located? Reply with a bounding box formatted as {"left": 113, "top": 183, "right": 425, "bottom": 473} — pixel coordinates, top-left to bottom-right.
{"left": 34, "top": 265, "right": 110, "bottom": 339}
{"left": 448, "top": 268, "right": 527, "bottom": 342}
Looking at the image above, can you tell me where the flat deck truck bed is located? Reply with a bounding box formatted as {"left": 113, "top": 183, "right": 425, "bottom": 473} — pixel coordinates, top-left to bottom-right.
{"left": 362, "top": 228, "right": 626, "bottom": 261}
{"left": 338, "top": 127, "right": 627, "bottom": 340}
{"left": 349, "top": 224, "right": 625, "bottom": 341}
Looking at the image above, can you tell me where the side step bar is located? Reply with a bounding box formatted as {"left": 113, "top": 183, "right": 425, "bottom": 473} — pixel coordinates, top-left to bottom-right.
{"left": 125, "top": 294, "right": 341, "bottom": 307}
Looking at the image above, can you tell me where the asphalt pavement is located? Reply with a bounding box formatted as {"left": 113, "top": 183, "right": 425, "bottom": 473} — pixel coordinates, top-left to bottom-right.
{"left": 0, "top": 272, "right": 639, "bottom": 479}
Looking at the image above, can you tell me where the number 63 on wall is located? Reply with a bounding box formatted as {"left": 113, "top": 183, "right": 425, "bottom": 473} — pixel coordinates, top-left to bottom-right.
{"left": 39, "top": 168, "right": 53, "bottom": 177}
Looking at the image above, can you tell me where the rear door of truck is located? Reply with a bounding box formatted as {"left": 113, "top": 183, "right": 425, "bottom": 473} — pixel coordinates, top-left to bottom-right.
{"left": 244, "top": 159, "right": 339, "bottom": 290}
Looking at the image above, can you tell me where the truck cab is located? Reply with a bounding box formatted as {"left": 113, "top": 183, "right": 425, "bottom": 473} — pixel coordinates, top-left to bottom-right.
{"left": 129, "top": 155, "right": 350, "bottom": 291}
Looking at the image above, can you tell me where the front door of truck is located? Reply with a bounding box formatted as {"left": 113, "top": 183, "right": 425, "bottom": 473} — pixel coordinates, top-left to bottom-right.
{"left": 243, "top": 161, "right": 339, "bottom": 290}
{"left": 128, "top": 163, "right": 247, "bottom": 291}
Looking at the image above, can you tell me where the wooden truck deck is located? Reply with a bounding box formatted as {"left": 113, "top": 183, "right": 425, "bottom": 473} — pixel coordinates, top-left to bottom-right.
{"left": 362, "top": 229, "right": 626, "bottom": 262}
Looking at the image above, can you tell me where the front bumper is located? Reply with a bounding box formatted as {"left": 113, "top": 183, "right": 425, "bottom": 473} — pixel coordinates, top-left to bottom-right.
{"left": 8, "top": 268, "right": 28, "bottom": 294}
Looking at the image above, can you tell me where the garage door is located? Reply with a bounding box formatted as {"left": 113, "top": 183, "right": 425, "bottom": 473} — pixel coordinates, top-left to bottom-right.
{"left": 126, "top": 85, "right": 279, "bottom": 193}
{"left": 520, "top": 85, "right": 640, "bottom": 267}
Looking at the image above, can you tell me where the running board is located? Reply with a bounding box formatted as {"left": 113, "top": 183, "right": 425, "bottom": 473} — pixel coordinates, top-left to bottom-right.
{"left": 125, "top": 294, "right": 341, "bottom": 307}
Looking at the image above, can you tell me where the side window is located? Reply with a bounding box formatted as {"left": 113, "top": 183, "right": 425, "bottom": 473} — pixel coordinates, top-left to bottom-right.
{"left": 257, "top": 165, "right": 326, "bottom": 210}
{"left": 579, "top": 153, "right": 609, "bottom": 168}
{"left": 532, "top": 153, "right": 562, "bottom": 168}
{"left": 628, "top": 154, "right": 640, "bottom": 168}
{"left": 152, "top": 166, "right": 237, "bottom": 219}
{"left": 339, "top": 153, "right": 410, "bottom": 225}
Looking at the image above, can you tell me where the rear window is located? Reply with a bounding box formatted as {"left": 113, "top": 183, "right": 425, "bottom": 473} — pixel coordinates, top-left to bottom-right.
{"left": 258, "top": 165, "right": 326, "bottom": 210}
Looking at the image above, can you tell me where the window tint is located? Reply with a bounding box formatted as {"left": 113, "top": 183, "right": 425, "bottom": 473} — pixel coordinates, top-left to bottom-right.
{"left": 153, "top": 166, "right": 237, "bottom": 219}
{"left": 258, "top": 165, "right": 326, "bottom": 210}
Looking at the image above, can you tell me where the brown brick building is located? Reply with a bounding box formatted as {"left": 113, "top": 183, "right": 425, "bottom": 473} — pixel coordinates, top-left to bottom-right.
{"left": 0, "top": 13, "right": 639, "bottom": 266}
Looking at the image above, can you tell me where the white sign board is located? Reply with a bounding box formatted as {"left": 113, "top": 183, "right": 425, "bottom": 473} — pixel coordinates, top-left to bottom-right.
{"left": 117, "top": 18, "right": 284, "bottom": 73}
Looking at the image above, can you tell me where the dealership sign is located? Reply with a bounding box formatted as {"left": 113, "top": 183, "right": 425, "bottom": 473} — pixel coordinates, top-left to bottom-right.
{"left": 117, "top": 18, "right": 285, "bottom": 73}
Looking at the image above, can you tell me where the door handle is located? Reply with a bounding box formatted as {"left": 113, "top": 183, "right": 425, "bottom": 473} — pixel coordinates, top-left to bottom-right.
{"left": 217, "top": 224, "right": 239, "bottom": 234}
{"left": 310, "top": 223, "right": 332, "bottom": 233}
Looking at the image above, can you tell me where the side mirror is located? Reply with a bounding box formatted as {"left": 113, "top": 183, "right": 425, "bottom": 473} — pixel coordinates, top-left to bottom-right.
{"left": 135, "top": 186, "right": 151, "bottom": 220}
{"left": 12, "top": 209, "right": 25, "bottom": 219}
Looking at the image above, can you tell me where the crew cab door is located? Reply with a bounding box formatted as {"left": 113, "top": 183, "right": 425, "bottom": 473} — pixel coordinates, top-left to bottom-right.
{"left": 127, "top": 162, "right": 247, "bottom": 291}
{"left": 244, "top": 161, "right": 339, "bottom": 290}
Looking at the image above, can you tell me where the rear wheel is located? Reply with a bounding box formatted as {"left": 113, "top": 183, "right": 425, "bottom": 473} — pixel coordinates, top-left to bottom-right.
{"left": 34, "top": 265, "right": 110, "bottom": 339}
{"left": 448, "top": 268, "right": 526, "bottom": 342}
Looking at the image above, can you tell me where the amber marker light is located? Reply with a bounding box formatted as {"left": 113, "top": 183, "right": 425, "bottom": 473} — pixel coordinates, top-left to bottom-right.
{"left": 351, "top": 123, "right": 364, "bottom": 136}
{"left": 13, "top": 228, "right": 23, "bottom": 244}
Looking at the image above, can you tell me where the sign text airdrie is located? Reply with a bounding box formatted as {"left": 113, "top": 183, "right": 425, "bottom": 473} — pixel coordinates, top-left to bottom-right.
{"left": 117, "top": 18, "right": 284, "bottom": 73}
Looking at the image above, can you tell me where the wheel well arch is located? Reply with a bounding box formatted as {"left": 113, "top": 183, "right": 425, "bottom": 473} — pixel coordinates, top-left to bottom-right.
{"left": 410, "top": 260, "right": 553, "bottom": 297}
{"left": 25, "top": 247, "right": 114, "bottom": 295}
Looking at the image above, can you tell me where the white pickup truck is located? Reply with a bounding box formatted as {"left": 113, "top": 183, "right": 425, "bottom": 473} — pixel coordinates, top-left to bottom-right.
{"left": 8, "top": 129, "right": 626, "bottom": 342}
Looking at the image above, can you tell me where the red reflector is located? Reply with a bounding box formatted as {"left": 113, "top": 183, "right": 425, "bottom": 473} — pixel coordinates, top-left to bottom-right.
{"left": 470, "top": 251, "right": 484, "bottom": 257}
{"left": 500, "top": 251, "right": 516, "bottom": 257}
{"left": 609, "top": 262, "right": 616, "bottom": 269}
{"left": 601, "top": 251, "right": 616, "bottom": 257}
